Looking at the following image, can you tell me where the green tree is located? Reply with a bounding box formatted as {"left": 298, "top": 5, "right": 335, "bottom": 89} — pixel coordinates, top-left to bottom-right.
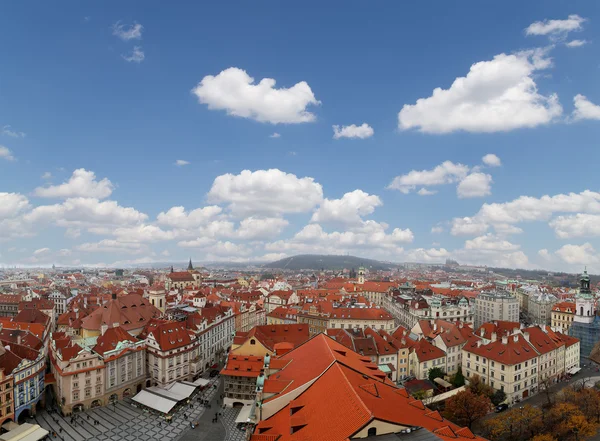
{"left": 444, "top": 389, "right": 492, "bottom": 429}
{"left": 428, "top": 366, "right": 445, "bottom": 383}
{"left": 491, "top": 390, "right": 507, "bottom": 406}
{"left": 452, "top": 367, "right": 466, "bottom": 387}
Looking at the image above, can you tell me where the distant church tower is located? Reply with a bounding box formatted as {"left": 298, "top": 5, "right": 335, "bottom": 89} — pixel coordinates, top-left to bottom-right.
{"left": 187, "top": 258, "right": 194, "bottom": 272}
{"left": 358, "top": 266, "right": 365, "bottom": 285}
{"left": 574, "top": 269, "right": 595, "bottom": 324}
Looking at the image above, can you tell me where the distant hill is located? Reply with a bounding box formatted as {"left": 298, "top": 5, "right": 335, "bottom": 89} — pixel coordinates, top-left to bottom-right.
{"left": 262, "top": 254, "right": 396, "bottom": 271}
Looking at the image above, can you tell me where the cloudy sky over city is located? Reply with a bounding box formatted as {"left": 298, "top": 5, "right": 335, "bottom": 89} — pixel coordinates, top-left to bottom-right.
{"left": 1, "top": 2, "right": 600, "bottom": 272}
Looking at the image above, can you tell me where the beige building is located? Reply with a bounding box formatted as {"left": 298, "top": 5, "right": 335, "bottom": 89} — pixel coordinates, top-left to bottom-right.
{"left": 409, "top": 338, "right": 446, "bottom": 380}
{"left": 474, "top": 291, "right": 519, "bottom": 329}
{"left": 264, "top": 291, "right": 299, "bottom": 313}
{"left": 551, "top": 301, "right": 576, "bottom": 334}
{"left": 528, "top": 291, "right": 558, "bottom": 325}
{"left": 50, "top": 325, "right": 146, "bottom": 415}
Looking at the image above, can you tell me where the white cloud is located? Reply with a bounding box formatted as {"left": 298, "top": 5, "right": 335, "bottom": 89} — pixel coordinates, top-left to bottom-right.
{"left": 33, "top": 247, "right": 50, "bottom": 255}
{"left": 178, "top": 237, "right": 216, "bottom": 248}
{"left": 122, "top": 46, "right": 145, "bottom": 63}
{"left": 161, "top": 250, "right": 170, "bottom": 257}
{"left": 34, "top": 169, "right": 114, "bottom": 199}
{"left": 549, "top": 214, "right": 600, "bottom": 238}
{"left": 236, "top": 217, "right": 289, "bottom": 240}
{"left": 77, "top": 240, "right": 147, "bottom": 255}
{"left": 112, "top": 21, "right": 143, "bottom": 41}
{"left": 207, "top": 169, "right": 323, "bottom": 216}
{"left": 431, "top": 226, "right": 444, "bottom": 234}
{"left": 110, "top": 224, "right": 178, "bottom": 243}
{"left": 464, "top": 234, "right": 520, "bottom": 251}
{"left": 451, "top": 190, "right": 600, "bottom": 236}
{"left": 451, "top": 217, "right": 489, "bottom": 236}
{"left": 538, "top": 249, "right": 552, "bottom": 261}
{"left": 311, "top": 190, "right": 382, "bottom": 226}
{"left": 191, "top": 67, "right": 320, "bottom": 124}
{"left": 398, "top": 50, "right": 561, "bottom": 133}
{"left": 332, "top": 123, "right": 374, "bottom": 139}
{"left": 388, "top": 161, "right": 470, "bottom": 193}
{"left": 417, "top": 188, "right": 437, "bottom": 196}
{"left": 2, "top": 125, "right": 25, "bottom": 138}
{"left": 175, "top": 159, "right": 190, "bottom": 166}
{"left": 265, "top": 221, "right": 413, "bottom": 259}
{"left": 566, "top": 39, "right": 587, "bottom": 48}
{"left": 0, "top": 193, "right": 30, "bottom": 219}
{"left": 0, "top": 146, "right": 15, "bottom": 161}
{"left": 65, "top": 228, "right": 81, "bottom": 239}
{"left": 41, "top": 172, "right": 52, "bottom": 180}
{"left": 572, "top": 94, "right": 600, "bottom": 121}
{"left": 555, "top": 243, "right": 599, "bottom": 265}
{"left": 493, "top": 224, "right": 524, "bottom": 236}
{"left": 525, "top": 15, "right": 585, "bottom": 38}
{"left": 482, "top": 154, "right": 501, "bottom": 167}
{"left": 456, "top": 172, "right": 492, "bottom": 199}
{"left": 269, "top": 132, "right": 281, "bottom": 138}
{"left": 157, "top": 206, "right": 222, "bottom": 229}
{"left": 57, "top": 248, "right": 72, "bottom": 257}
{"left": 404, "top": 248, "right": 449, "bottom": 263}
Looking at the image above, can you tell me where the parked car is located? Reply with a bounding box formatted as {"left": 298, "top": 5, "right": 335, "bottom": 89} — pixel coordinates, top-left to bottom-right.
{"left": 209, "top": 369, "right": 220, "bottom": 377}
{"left": 495, "top": 404, "right": 509, "bottom": 413}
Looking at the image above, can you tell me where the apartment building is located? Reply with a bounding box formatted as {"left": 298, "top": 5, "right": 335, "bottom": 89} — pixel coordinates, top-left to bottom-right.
{"left": 409, "top": 338, "right": 446, "bottom": 380}
{"left": 551, "top": 302, "right": 576, "bottom": 334}
{"left": 474, "top": 291, "right": 519, "bottom": 329}
{"left": 528, "top": 291, "right": 559, "bottom": 325}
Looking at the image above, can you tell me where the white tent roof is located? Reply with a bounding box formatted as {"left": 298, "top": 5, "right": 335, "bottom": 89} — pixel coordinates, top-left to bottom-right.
{"left": 166, "top": 382, "right": 196, "bottom": 399}
{"left": 190, "top": 377, "right": 210, "bottom": 387}
{"left": 0, "top": 423, "right": 49, "bottom": 441}
{"left": 235, "top": 406, "right": 253, "bottom": 424}
{"left": 132, "top": 390, "right": 178, "bottom": 414}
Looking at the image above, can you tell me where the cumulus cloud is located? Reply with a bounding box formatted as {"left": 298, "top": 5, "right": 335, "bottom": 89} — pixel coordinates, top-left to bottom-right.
{"left": 565, "top": 39, "right": 587, "bottom": 48}
{"left": 0, "top": 146, "right": 15, "bottom": 161}
{"left": 207, "top": 169, "right": 323, "bottom": 216}
{"left": 157, "top": 205, "right": 222, "bottom": 229}
{"left": 572, "top": 94, "right": 600, "bottom": 121}
{"left": 269, "top": 132, "right": 281, "bottom": 138}
{"left": 417, "top": 188, "right": 437, "bottom": 196}
{"left": 456, "top": 172, "right": 492, "bottom": 198}
{"left": 236, "top": 217, "right": 289, "bottom": 240}
{"left": 191, "top": 67, "right": 320, "bottom": 124}
{"left": 525, "top": 15, "right": 585, "bottom": 39}
{"left": 0, "top": 193, "right": 30, "bottom": 219}
{"left": 388, "top": 161, "right": 469, "bottom": 194}
{"left": 431, "top": 226, "right": 444, "bottom": 234}
{"left": 122, "top": 46, "right": 145, "bottom": 63}
{"left": 41, "top": 172, "right": 52, "bottom": 180}
{"left": 332, "top": 123, "right": 374, "bottom": 139}
{"left": 464, "top": 234, "right": 520, "bottom": 251}
{"left": 175, "top": 159, "right": 190, "bottom": 166}
{"left": 34, "top": 169, "right": 114, "bottom": 199}
{"left": 482, "top": 154, "right": 501, "bottom": 167}
{"left": 555, "top": 243, "right": 599, "bottom": 265}
{"left": 398, "top": 50, "right": 561, "bottom": 133}
{"left": 311, "top": 190, "right": 382, "bottom": 226}
{"left": 451, "top": 190, "right": 600, "bottom": 237}
{"left": 77, "top": 239, "right": 147, "bottom": 255}
{"left": 112, "top": 21, "right": 143, "bottom": 41}
{"left": 33, "top": 247, "right": 50, "bottom": 255}
{"left": 549, "top": 214, "right": 600, "bottom": 238}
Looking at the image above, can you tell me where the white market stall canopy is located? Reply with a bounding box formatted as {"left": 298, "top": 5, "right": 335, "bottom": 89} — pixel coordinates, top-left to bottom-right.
{"left": 0, "top": 423, "right": 49, "bottom": 441}
{"left": 132, "top": 390, "right": 178, "bottom": 414}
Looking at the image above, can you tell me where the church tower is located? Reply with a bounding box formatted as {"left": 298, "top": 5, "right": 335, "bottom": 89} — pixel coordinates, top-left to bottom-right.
{"left": 358, "top": 266, "right": 365, "bottom": 285}
{"left": 187, "top": 258, "right": 194, "bottom": 272}
{"left": 574, "top": 269, "right": 595, "bottom": 324}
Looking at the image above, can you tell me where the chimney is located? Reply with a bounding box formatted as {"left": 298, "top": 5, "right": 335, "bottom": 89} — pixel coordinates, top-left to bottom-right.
{"left": 433, "top": 323, "right": 437, "bottom": 331}
{"left": 480, "top": 328, "right": 485, "bottom": 337}
{"left": 501, "top": 335, "right": 508, "bottom": 345}
{"left": 491, "top": 332, "right": 497, "bottom": 342}
{"left": 476, "top": 340, "right": 482, "bottom": 348}
{"left": 100, "top": 324, "right": 108, "bottom": 336}
{"left": 17, "top": 335, "right": 21, "bottom": 345}
{"left": 523, "top": 332, "right": 530, "bottom": 342}
{"left": 513, "top": 335, "right": 519, "bottom": 343}
{"left": 519, "top": 323, "right": 524, "bottom": 330}
{"left": 74, "top": 309, "right": 79, "bottom": 319}
{"left": 84, "top": 296, "right": 88, "bottom": 307}
{"left": 513, "top": 327, "right": 519, "bottom": 335}
{"left": 113, "top": 322, "right": 120, "bottom": 329}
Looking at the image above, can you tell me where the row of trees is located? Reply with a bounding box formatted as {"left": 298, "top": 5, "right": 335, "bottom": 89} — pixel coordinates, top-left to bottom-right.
{"left": 482, "top": 385, "right": 600, "bottom": 441}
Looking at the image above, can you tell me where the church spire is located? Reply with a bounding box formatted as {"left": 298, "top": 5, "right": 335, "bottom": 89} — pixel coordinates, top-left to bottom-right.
{"left": 187, "top": 258, "right": 194, "bottom": 271}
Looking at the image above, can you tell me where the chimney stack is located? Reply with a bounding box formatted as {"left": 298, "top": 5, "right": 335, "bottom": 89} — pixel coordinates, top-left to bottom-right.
{"left": 523, "top": 332, "right": 530, "bottom": 342}
{"left": 513, "top": 335, "right": 519, "bottom": 343}
{"left": 501, "top": 335, "right": 508, "bottom": 345}
{"left": 100, "top": 324, "right": 108, "bottom": 336}
{"left": 491, "top": 332, "right": 497, "bottom": 342}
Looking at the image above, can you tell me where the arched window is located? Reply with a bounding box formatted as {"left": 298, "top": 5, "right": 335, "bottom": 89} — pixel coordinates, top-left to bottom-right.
{"left": 581, "top": 306, "right": 584, "bottom": 316}
{"left": 250, "top": 339, "right": 256, "bottom": 345}
{"left": 368, "top": 427, "right": 377, "bottom": 436}
{"left": 160, "top": 299, "right": 163, "bottom": 308}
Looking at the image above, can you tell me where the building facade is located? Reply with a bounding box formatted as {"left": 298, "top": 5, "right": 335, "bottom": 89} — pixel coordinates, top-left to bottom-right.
{"left": 474, "top": 291, "right": 519, "bottom": 329}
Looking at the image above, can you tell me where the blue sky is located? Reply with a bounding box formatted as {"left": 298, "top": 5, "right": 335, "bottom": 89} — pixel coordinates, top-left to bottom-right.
{"left": 1, "top": 1, "right": 600, "bottom": 271}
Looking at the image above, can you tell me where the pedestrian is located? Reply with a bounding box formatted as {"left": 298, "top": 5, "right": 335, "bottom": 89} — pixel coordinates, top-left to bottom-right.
{"left": 87, "top": 415, "right": 90, "bottom": 420}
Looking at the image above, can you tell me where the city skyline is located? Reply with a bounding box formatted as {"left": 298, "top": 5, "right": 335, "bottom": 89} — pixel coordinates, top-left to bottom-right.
{"left": 1, "top": 2, "right": 600, "bottom": 273}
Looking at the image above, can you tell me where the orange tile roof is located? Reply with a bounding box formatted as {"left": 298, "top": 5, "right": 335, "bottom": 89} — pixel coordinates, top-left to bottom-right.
{"left": 221, "top": 353, "right": 264, "bottom": 378}
{"left": 412, "top": 338, "right": 446, "bottom": 363}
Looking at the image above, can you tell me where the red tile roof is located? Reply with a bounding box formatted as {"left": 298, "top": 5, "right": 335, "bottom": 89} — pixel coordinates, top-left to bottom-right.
{"left": 221, "top": 353, "right": 263, "bottom": 378}
{"left": 412, "top": 339, "right": 446, "bottom": 363}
